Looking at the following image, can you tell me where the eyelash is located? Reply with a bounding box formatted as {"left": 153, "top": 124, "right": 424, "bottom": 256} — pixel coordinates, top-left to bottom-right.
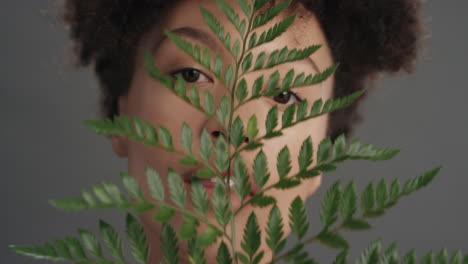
{"left": 170, "top": 67, "right": 302, "bottom": 105}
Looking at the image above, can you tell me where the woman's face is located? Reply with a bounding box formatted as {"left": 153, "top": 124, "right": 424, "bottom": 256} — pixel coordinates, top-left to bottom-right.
{"left": 112, "top": 0, "right": 334, "bottom": 262}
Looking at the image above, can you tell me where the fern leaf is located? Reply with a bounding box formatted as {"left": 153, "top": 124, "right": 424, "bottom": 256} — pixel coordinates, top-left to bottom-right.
{"left": 190, "top": 179, "right": 210, "bottom": 218}
{"left": 126, "top": 214, "right": 149, "bottom": 264}
{"left": 78, "top": 229, "right": 103, "bottom": 258}
{"left": 200, "top": 7, "right": 235, "bottom": 57}
{"left": 356, "top": 240, "right": 381, "bottom": 264}
{"left": 9, "top": 244, "right": 67, "bottom": 262}
{"left": 281, "top": 103, "right": 296, "bottom": 128}
{"left": 216, "top": 95, "right": 230, "bottom": 127}
{"left": 146, "top": 167, "right": 164, "bottom": 202}
{"left": 252, "top": 0, "right": 292, "bottom": 29}
{"left": 212, "top": 180, "right": 230, "bottom": 227}
{"left": 121, "top": 172, "right": 144, "bottom": 201}
{"left": 265, "top": 105, "right": 279, "bottom": 134}
{"left": 215, "top": 0, "right": 246, "bottom": 36}
{"left": 161, "top": 223, "right": 180, "bottom": 264}
{"left": 233, "top": 153, "right": 252, "bottom": 201}
{"left": 298, "top": 136, "right": 314, "bottom": 171}
{"left": 320, "top": 181, "right": 342, "bottom": 229}
{"left": 317, "top": 232, "right": 349, "bottom": 250}
{"left": 254, "top": 15, "right": 296, "bottom": 48}
{"left": 289, "top": 196, "right": 309, "bottom": 240}
{"left": 230, "top": 116, "right": 246, "bottom": 148}
{"left": 167, "top": 168, "right": 186, "bottom": 208}
{"left": 317, "top": 137, "right": 332, "bottom": 164}
{"left": 200, "top": 129, "right": 213, "bottom": 163}
{"left": 214, "top": 134, "right": 230, "bottom": 173}
{"left": 277, "top": 146, "right": 292, "bottom": 179}
{"left": 217, "top": 241, "right": 233, "bottom": 264}
{"left": 179, "top": 214, "right": 200, "bottom": 241}
{"left": 196, "top": 225, "right": 222, "bottom": 248}
{"left": 241, "top": 212, "right": 261, "bottom": 259}
{"left": 246, "top": 114, "right": 259, "bottom": 141}
{"left": 253, "top": 45, "right": 321, "bottom": 71}
{"left": 99, "top": 220, "right": 125, "bottom": 261}
{"left": 253, "top": 150, "right": 269, "bottom": 189}
{"left": 266, "top": 205, "right": 286, "bottom": 254}
{"left": 361, "top": 183, "right": 376, "bottom": 216}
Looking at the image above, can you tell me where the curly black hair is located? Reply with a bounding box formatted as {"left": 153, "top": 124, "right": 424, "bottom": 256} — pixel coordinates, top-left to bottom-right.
{"left": 62, "top": 0, "right": 424, "bottom": 141}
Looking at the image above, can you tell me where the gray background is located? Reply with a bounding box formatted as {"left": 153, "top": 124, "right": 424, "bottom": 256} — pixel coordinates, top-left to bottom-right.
{"left": 2, "top": 0, "right": 467, "bottom": 263}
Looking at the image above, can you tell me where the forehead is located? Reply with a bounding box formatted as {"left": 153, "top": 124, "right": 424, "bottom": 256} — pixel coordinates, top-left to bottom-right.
{"left": 149, "top": 0, "right": 333, "bottom": 71}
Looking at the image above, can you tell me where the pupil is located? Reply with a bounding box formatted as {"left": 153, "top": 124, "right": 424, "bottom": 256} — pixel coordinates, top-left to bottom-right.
{"left": 274, "top": 91, "right": 290, "bottom": 104}
{"left": 183, "top": 69, "right": 199, "bottom": 82}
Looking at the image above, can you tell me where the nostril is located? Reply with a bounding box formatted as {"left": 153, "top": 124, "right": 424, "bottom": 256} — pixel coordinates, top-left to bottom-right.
{"left": 244, "top": 136, "right": 250, "bottom": 143}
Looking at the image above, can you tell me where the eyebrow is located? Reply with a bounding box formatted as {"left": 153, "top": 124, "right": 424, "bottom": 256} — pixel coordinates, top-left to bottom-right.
{"left": 153, "top": 26, "right": 321, "bottom": 73}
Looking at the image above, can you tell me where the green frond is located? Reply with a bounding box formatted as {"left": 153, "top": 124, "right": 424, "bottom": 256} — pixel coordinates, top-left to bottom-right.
{"left": 246, "top": 114, "right": 259, "bottom": 141}
{"left": 216, "top": 95, "right": 230, "bottom": 126}
{"left": 230, "top": 116, "right": 246, "bottom": 148}
{"left": 188, "top": 238, "right": 207, "bottom": 264}
{"left": 146, "top": 167, "right": 164, "bottom": 202}
{"left": 236, "top": 0, "right": 252, "bottom": 17}
{"left": 179, "top": 214, "right": 200, "bottom": 241}
{"left": 340, "top": 181, "right": 357, "bottom": 221}
{"left": 215, "top": 0, "right": 246, "bottom": 36}
{"left": 196, "top": 225, "right": 222, "bottom": 249}
{"left": 99, "top": 220, "right": 125, "bottom": 261}
{"left": 200, "top": 128, "right": 213, "bottom": 163}
{"left": 356, "top": 240, "right": 381, "bottom": 264}
{"left": 298, "top": 136, "right": 313, "bottom": 172}
{"left": 233, "top": 153, "right": 252, "bottom": 202}
{"left": 252, "top": 0, "right": 291, "bottom": 29}
{"left": 126, "top": 214, "right": 149, "bottom": 264}
{"left": 250, "top": 193, "right": 276, "bottom": 208}
{"left": 266, "top": 205, "right": 286, "bottom": 254}
{"left": 317, "top": 232, "right": 349, "bottom": 250}
{"left": 251, "top": 15, "right": 295, "bottom": 48}
{"left": 253, "top": 150, "right": 270, "bottom": 189}
{"left": 78, "top": 229, "right": 103, "bottom": 258}
{"left": 161, "top": 223, "right": 180, "bottom": 264}
{"left": 276, "top": 146, "right": 292, "bottom": 179}
{"left": 212, "top": 180, "right": 230, "bottom": 227}
{"left": 9, "top": 244, "right": 68, "bottom": 262}
{"left": 217, "top": 241, "right": 233, "bottom": 264}
{"left": 214, "top": 134, "right": 230, "bottom": 173}
{"left": 320, "top": 181, "right": 342, "bottom": 229}
{"left": 401, "top": 249, "right": 416, "bottom": 264}
{"left": 241, "top": 212, "right": 261, "bottom": 259}
{"left": 289, "top": 196, "right": 309, "bottom": 240}
{"left": 265, "top": 105, "right": 279, "bottom": 135}
{"left": 190, "top": 179, "right": 210, "bottom": 218}
{"left": 249, "top": 45, "right": 321, "bottom": 72}
{"left": 153, "top": 205, "right": 176, "bottom": 223}
{"left": 121, "top": 172, "right": 145, "bottom": 201}
{"left": 281, "top": 103, "right": 296, "bottom": 128}
{"left": 333, "top": 251, "right": 349, "bottom": 264}
{"left": 253, "top": 0, "right": 269, "bottom": 11}
{"left": 401, "top": 166, "right": 441, "bottom": 196}
{"left": 236, "top": 78, "right": 249, "bottom": 104}
{"left": 167, "top": 168, "right": 187, "bottom": 208}
{"left": 361, "top": 183, "right": 376, "bottom": 217}
{"left": 200, "top": 7, "right": 236, "bottom": 58}
{"left": 143, "top": 51, "right": 174, "bottom": 89}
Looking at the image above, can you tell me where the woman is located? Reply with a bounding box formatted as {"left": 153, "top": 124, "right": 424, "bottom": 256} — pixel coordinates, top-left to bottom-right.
{"left": 62, "top": 0, "right": 423, "bottom": 263}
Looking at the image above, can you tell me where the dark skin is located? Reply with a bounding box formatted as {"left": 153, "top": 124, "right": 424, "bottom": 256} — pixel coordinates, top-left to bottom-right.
{"left": 63, "top": 0, "right": 423, "bottom": 142}
{"left": 62, "top": 0, "right": 424, "bottom": 262}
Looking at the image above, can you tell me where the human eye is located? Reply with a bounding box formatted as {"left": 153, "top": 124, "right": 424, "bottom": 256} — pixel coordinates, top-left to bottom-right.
{"left": 271, "top": 89, "right": 302, "bottom": 105}
{"left": 170, "top": 68, "right": 211, "bottom": 83}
